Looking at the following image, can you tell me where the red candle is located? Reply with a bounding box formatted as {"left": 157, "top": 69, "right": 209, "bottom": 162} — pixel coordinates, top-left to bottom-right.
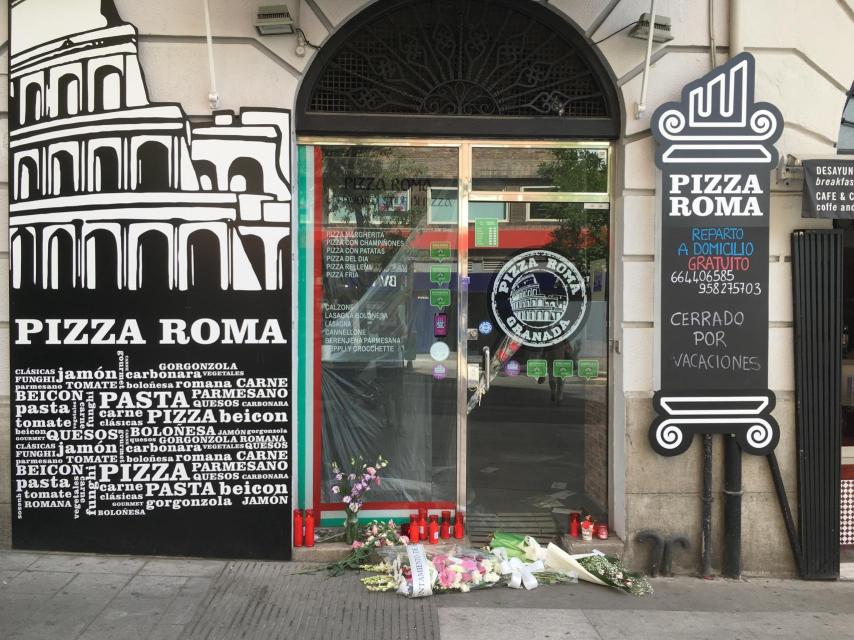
{"left": 453, "top": 513, "right": 465, "bottom": 539}
{"left": 409, "top": 515, "right": 420, "bottom": 543}
{"left": 418, "top": 511, "right": 427, "bottom": 539}
{"left": 440, "top": 510, "right": 451, "bottom": 539}
{"left": 569, "top": 512, "right": 580, "bottom": 538}
{"left": 428, "top": 515, "right": 439, "bottom": 544}
{"left": 304, "top": 509, "right": 315, "bottom": 547}
{"left": 293, "top": 510, "right": 304, "bottom": 547}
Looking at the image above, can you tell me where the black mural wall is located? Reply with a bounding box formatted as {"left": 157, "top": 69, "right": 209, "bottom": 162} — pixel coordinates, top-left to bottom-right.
{"left": 8, "top": 0, "right": 292, "bottom": 558}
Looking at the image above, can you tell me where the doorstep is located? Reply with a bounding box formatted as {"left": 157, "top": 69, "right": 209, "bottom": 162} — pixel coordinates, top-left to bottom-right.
{"left": 560, "top": 534, "right": 625, "bottom": 557}
{"left": 292, "top": 537, "right": 475, "bottom": 563}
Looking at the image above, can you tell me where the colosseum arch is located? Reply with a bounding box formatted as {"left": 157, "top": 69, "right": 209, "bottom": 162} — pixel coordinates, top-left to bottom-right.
{"left": 44, "top": 226, "right": 76, "bottom": 289}
{"left": 11, "top": 228, "right": 37, "bottom": 289}
{"left": 93, "top": 65, "right": 123, "bottom": 111}
{"left": 193, "top": 160, "right": 217, "bottom": 191}
{"left": 228, "top": 157, "right": 264, "bottom": 193}
{"left": 133, "top": 228, "right": 173, "bottom": 290}
{"left": 56, "top": 73, "right": 81, "bottom": 117}
{"left": 85, "top": 228, "right": 121, "bottom": 289}
{"left": 17, "top": 156, "right": 39, "bottom": 200}
{"left": 93, "top": 146, "right": 120, "bottom": 192}
{"left": 185, "top": 229, "right": 224, "bottom": 290}
{"left": 51, "top": 150, "right": 76, "bottom": 196}
{"left": 137, "top": 140, "right": 171, "bottom": 191}
{"left": 23, "top": 81, "right": 43, "bottom": 124}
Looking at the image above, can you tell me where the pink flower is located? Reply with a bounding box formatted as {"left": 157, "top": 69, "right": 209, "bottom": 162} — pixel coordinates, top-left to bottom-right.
{"left": 342, "top": 495, "right": 351, "bottom": 503}
{"left": 371, "top": 524, "right": 378, "bottom": 535}
{"left": 367, "top": 466, "right": 376, "bottom": 475}
{"left": 331, "top": 486, "right": 340, "bottom": 494}
{"left": 352, "top": 540, "right": 364, "bottom": 549}
{"left": 399, "top": 535, "right": 410, "bottom": 545}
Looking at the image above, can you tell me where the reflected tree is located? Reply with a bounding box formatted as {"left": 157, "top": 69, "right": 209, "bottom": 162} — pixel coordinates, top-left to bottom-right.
{"left": 537, "top": 149, "right": 609, "bottom": 275}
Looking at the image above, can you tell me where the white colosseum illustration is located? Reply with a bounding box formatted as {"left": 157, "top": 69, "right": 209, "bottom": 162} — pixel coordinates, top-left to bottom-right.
{"left": 8, "top": 0, "right": 292, "bottom": 291}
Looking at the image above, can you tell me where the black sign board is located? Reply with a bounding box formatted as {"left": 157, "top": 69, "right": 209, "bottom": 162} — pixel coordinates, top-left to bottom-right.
{"left": 648, "top": 53, "right": 781, "bottom": 457}
{"left": 802, "top": 158, "right": 854, "bottom": 219}
{"left": 8, "top": 2, "right": 292, "bottom": 558}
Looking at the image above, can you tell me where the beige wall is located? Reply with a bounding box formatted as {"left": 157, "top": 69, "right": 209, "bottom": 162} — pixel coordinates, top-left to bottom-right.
{"left": 1, "top": 0, "right": 852, "bottom": 575}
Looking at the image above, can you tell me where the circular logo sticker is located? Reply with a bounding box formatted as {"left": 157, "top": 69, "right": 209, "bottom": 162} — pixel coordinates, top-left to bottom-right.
{"left": 490, "top": 250, "right": 588, "bottom": 348}
{"left": 478, "top": 320, "right": 493, "bottom": 335}
{"left": 430, "top": 341, "right": 450, "bottom": 362}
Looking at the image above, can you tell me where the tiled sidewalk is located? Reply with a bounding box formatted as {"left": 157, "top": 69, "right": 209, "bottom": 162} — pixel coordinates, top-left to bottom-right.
{"left": 3, "top": 550, "right": 854, "bottom": 640}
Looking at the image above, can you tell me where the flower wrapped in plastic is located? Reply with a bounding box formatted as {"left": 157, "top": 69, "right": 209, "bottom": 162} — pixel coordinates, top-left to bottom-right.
{"left": 363, "top": 544, "right": 504, "bottom": 597}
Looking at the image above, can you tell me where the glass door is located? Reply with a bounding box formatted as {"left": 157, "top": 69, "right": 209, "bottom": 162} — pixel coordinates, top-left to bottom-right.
{"left": 461, "top": 143, "right": 611, "bottom": 538}
{"left": 310, "top": 142, "right": 461, "bottom": 514}
{"left": 302, "top": 140, "right": 610, "bottom": 527}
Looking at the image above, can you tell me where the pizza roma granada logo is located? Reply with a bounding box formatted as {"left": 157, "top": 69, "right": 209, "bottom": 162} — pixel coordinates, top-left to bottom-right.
{"left": 491, "top": 250, "right": 588, "bottom": 348}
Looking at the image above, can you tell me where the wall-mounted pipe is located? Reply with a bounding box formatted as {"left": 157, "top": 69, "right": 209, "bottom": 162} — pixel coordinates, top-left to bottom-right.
{"left": 729, "top": 0, "right": 743, "bottom": 57}
{"left": 635, "top": 0, "right": 658, "bottom": 118}
{"left": 203, "top": 0, "right": 221, "bottom": 110}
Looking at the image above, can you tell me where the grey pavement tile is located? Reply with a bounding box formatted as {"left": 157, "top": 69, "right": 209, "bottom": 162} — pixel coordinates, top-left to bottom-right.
{"left": 0, "top": 551, "right": 42, "bottom": 571}
{"left": 147, "top": 624, "right": 186, "bottom": 640}
{"left": 583, "top": 610, "right": 854, "bottom": 639}
{"left": 4, "top": 570, "right": 76, "bottom": 595}
{"left": 439, "top": 607, "right": 597, "bottom": 640}
{"left": 28, "top": 553, "right": 146, "bottom": 575}
{"left": 75, "top": 576, "right": 188, "bottom": 640}
{"left": 8, "top": 573, "right": 134, "bottom": 640}
{"left": 0, "top": 592, "right": 55, "bottom": 637}
{"left": 139, "top": 558, "right": 226, "bottom": 577}
{"left": 1, "top": 569, "right": 21, "bottom": 585}
{"left": 118, "top": 574, "right": 188, "bottom": 599}
{"left": 158, "top": 577, "right": 215, "bottom": 626}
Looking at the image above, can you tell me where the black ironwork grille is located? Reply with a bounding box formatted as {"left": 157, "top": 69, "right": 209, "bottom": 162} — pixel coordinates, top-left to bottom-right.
{"left": 307, "top": 0, "right": 610, "bottom": 119}
{"left": 792, "top": 229, "right": 843, "bottom": 579}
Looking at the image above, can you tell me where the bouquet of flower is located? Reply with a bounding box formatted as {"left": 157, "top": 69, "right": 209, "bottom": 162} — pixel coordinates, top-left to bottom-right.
{"left": 363, "top": 544, "right": 504, "bottom": 597}
{"left": 544, "top": 544, "right": 652, "bottom": 596}
{"left": 573, "top": 553, "right": 653, "bottom": 596}
{"left": 353, "top": 519, "right": 409, "bottom": 550}
{"left": 329, "top": 455, "right": 389, "bottom": 544}
{"left": 322, "top": 519, "right": 407, "bottom": 576}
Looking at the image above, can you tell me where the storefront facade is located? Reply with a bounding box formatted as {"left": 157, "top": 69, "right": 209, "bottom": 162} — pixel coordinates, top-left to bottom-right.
{"left": 2, "top": 0, "right": 853, "bottom": 576}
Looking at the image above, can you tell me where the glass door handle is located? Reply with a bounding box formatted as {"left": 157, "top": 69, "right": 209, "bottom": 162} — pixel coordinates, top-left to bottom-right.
{"left": 483, "top": 347, "right": 491, "bottom": 392}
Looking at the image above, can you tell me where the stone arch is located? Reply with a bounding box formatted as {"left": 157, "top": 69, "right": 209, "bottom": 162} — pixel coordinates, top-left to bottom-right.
{"left": 296, "top": 0, "right": 621, "bottom": 138}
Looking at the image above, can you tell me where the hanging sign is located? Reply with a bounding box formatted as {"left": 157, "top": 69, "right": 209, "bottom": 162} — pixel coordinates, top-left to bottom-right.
{"left": 801, "top": 159, "right": 854, "bottom": 219}
{"left": 8, "top": 1, "right": 292, "bottom": 558}
{"left": 649, "top": 53, "right": 781, "bottom": 457}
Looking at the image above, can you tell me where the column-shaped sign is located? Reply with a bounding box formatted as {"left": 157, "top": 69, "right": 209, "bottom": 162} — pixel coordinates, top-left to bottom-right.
{"left": 8, "top": 1, "right": 292, "bottom": 558}
{"left": 649, "top": 53, "right": 782, "bottom": 457}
